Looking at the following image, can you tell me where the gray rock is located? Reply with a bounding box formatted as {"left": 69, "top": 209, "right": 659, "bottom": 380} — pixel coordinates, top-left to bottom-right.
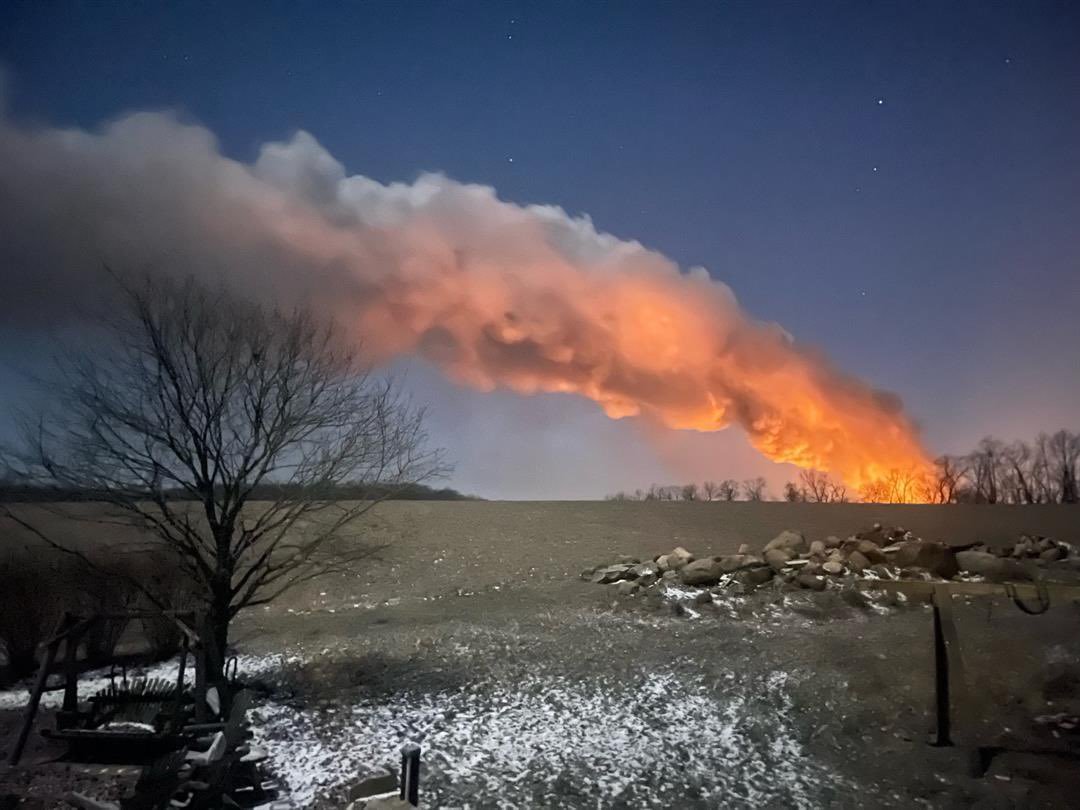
{"left": 764, "top": 530, "right": 807, "bottom": 556}
{"left": 637, "top": 572, "right": 659, "bottom": 587}
{"left": 693, "top": 590, "right": 713, "bottom": 606}
{"left": 741, "top": 566, "right": 775, "bottom": 586}
{"left": 718, "top": 554, "right": 753, "bottom": 573}
{"left": 893, "top": 540, "right": 958, "bottom": 579}
{"left": 824, "top": 535, "right": 843, "bottom": 549}
{"left": 796, "top": 573, "right": 827, "bottom": 591}
{"left": 616, "top": 580, "right": 641, "bottom": 596}
{"left": 764, "top": 548, "right": 792, "bottom": 571}
{"left": 808, "top": 540, "right": 826, "bottom": 558}
{"left": 822, "top": 561, "right": 845, "bottom": 575}
{"left": 630, "top": 562, "right": 660, "bottom": 579}
{"left": 1040, "top": 546, "right": 1067, "bottom": 562}
{"left": 856, "top": 540, "right": 887, "bottom": 564}
{"left": 847, "top": 550, "right": 871, "bottom": 572}
{"left": 661, "top": 570, "right": 679, "bottom": 581}
{"left": 593, "top": 565, "right": 632, "bottom": 584}
{"left": 670, "top": 546, "right": 694, "bottom": 565}
{"left": 737, "top": 543, "right": 752, "bottom": 555}
{"left": 579, "top": 566, "right": 599, "bottom": 580}
{"left": 679, "top": 557, "right": 725, "bottom": 586}
{"left": 955, "top": 550, "right": 1032, "bottom": 581}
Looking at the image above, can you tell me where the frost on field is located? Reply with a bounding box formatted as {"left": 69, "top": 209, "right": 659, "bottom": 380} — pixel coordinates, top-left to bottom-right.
{"left": 248, "top": 667, "right": 837, "bottom": 809}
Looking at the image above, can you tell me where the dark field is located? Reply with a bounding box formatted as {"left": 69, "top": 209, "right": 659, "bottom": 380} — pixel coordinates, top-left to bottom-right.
{"left": 4, "top": 502, "right": 1080, "bottom": 808}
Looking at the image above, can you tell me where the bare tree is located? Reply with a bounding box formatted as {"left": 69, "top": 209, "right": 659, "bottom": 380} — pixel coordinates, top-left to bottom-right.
{"left": 717, "top": 479, "right": 739, "bottom": 502}
{"left": 681, "top": 483, "right": 699, "bottom": 502}
{"left": 782, "top": 481, "right": 803, "bottom": 502}
{"left": 931, "top": 455, "right": 968, "bottom": 504}
{"left": 798, "top": 469, "right": 846, "bottom": 503}
{"left": 742, "top": 477, "right": 767, "bottom": 501}
{"left": 701, "top": 480, "right": 719, "bottom": 501}
{"left": 1046, "top": 429, "right": 1080, "bottom": 504}
{"left": 967, "top": 437, "right": 1006, "bottom": 504}
{"left": 861, "top": 467, "right": 926, "bottom": 504}
{"left": 5, "top": 275, "right": 444, "bottom": 680}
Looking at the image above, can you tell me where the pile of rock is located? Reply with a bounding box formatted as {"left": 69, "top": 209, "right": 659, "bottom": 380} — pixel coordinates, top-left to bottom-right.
{"left": 582, "top": 525, "right": 1072, "bottom": 599}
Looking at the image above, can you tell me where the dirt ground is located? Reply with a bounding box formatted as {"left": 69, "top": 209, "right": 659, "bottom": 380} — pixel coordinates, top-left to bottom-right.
{"left": 4, "top": 501, "right": 1080, "bottom": 808}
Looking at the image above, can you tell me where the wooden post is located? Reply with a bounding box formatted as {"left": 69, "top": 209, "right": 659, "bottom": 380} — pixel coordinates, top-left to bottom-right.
{"left": 400, "top": 743, "right": 421, "bottom": 806}
{"left": 62, "top": 619, "right": 86, "bottom": 714}
{"left": 931, "top": 593, "right": 952, "bottom": 746}
{"left": 8, "top": 617, "right": 66, "bottom": 765}
{"left": 170, "top": 632, "right": 190, "bottom": 733}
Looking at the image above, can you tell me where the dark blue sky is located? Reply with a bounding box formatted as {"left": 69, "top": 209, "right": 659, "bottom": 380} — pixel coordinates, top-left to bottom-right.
{"left": 1, "top": 1, "right": 1078, "bottom": 497}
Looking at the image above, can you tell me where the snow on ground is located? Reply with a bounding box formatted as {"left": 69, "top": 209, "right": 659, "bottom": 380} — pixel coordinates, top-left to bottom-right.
{"left": 0, "top": 653, "right": 287, "bottom": 712}
{"left": 248, "top": 665, "right": 836, "bottom": 809}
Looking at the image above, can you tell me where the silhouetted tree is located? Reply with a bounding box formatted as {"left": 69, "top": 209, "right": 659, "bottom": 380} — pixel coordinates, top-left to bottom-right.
{"left": 5, "top": 274, "right": 445, "bottom": 681}
{"left": 742, "top": 477, "right": 767, "bottom": 501}
{"left": 717, "top": 479, "right": 739, "bottom": 502}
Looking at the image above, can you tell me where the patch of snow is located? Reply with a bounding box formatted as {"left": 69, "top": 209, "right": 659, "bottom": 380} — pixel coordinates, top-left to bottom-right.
{"left": 0, "top": 653, "right": 287, "bottom": 712}
{"left": 248, "top": 666, "right": 835, "bottom": 808}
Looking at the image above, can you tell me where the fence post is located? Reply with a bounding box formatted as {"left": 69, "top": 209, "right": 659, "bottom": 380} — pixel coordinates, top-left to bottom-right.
{"left": 400, "top": 743, "right": 421, "bottom": 806}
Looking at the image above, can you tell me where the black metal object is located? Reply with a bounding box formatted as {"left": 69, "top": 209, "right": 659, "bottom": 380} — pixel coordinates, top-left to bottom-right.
{"left": 400, "top": 743, "right": 421, "bottom": 806}
{"left": 1005, "top": 582, "right": 1051, "bottom": 615}
{"left": 931, "top": 595, "right": 952, "bottom": 747}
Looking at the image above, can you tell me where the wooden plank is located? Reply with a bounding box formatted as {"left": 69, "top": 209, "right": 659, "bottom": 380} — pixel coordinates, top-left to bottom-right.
{"left": 8, "top": 617, "right": 66, "bottom": 765}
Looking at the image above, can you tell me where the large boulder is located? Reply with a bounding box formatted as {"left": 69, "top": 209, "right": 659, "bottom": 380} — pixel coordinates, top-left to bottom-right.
{"left": 630, "top": 562, "right": 660, "bottom": 579}
{"left": 855, "top": 540, "right": 887, "bottom": 564}
{"left": 679, "top": 557, "right": 725, "bottom": 586}
{"left": 764, "top": 548, "right": 792, "bottom": 571}
{"left": 956, "top": 550, "right": 1032, "bottom": 582}
{"left": 657, "top": 546, "right": 694, "bottom": 572}
{"left": 764, "top": 530, "right": 807, "bottom": 556}
{"left": 739, "top": 565, "right": 775, "bottom": 586}
{"left": 847, "top": 550, "right": 871, "bottom": 572}
{"left": 894, "top": 541, "right": 959, "bottom": 579}
{"left": 718, "top": 554, "right": 765, "bottom": 573}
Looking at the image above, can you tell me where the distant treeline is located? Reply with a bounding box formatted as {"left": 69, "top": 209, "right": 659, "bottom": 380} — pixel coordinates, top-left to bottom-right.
{"left": 0, "top": 481, "right": 478, "bottom": 503}
{"left": 607, "top": 429, "right": 1080, "bottom": 505}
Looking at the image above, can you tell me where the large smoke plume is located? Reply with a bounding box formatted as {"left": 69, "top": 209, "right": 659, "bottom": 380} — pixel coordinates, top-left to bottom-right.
{"left": 0, "top": 109, "right": 932, "bottom": 494}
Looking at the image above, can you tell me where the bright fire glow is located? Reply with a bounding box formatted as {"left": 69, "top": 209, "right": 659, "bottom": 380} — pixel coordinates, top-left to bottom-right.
{"left": 0, "top": 115, "right": 935, "bottom": 500}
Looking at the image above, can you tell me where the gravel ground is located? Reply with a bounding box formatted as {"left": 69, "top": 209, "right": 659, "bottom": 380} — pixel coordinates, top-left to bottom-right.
{"left": 5, "top": 502, "right": 1080, "bottom": 808}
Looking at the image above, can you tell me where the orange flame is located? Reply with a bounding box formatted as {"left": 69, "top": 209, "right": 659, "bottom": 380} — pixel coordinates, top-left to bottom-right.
{"left": 258, "top": 172, "right": 936, "bottom": 501}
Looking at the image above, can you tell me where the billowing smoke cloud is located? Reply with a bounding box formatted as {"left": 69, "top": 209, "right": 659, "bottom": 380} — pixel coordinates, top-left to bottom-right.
{"left": 0, "top": 109, "right": 932, "bottom": 493}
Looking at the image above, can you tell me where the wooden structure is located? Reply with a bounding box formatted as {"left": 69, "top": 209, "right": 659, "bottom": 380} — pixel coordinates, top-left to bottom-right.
{"left": 8, "top": 610, "right": 203, "bottom": 766}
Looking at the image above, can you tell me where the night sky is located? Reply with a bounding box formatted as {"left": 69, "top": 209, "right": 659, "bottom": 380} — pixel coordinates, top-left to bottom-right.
{"left": 1, "top": 1, "right": 1078, "bottom": 498}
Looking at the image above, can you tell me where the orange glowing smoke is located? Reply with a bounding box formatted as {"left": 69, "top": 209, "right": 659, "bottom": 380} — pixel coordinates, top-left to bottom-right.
{"left": 0, "top": 115, "right": 935, "bottom": 499}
